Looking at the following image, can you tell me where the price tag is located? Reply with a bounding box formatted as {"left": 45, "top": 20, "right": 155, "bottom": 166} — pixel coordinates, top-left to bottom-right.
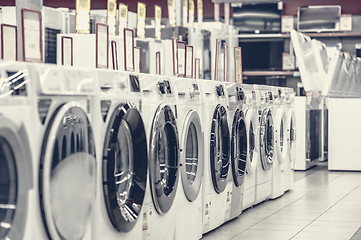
{"left": 282, "top": 52, "right": 295, "bottom": 70}
{"left": 172, "top": 38, "right": 178, "bottom": 76}
{"left": 234, "top": 47, "right": 242, "bottom": 83}
{"left": 155, "top": 5, "right": 162, "bottom": 40}
{"left": 168, "top": 0, "right": 176, "bottom": 27}
{"left": 61, "top": 36, "right": 73, "bottom": 66}
{"left": 107, "top": 0, "right": 117, "bottom": 35}
{"left": 223, "top": 43, "right": 228, "bottom": 82}
{"left": 224, "top": 3, "right": 230, "bottom": 25}
{"left": 186, "top": 45, "right": 193, "bottom": 78}
{"left": 1, "top": 24, "right": 17, "bottom": 61}
{"left": 21, "top": 9, "right": 42, "bottom": 62}
{"left": 137, "top": 2, "right": 146, "bottom": 38}
{"left": 214, "top": 3, "right": 220, "bottom": 22}
{"left": 124, "top": 28, "right": 134, "bottom": 71}
{"left": 156, "top": 51, "right": 161, "bottom": 75}
{"left": 195, "top": 58, "right": 200, "bottom": 79}
{"left": 183, "top": 0, "right": 188, "bottom": 27}
{"left": 177, "top": 41, "right": 186, "bottom": 77}
{"left": 118, "top": 4, "right": 128, "bottom": 35}
{"left": 76, "top": 0, "right": 91, "bottom": 33}
{"left": 197, "top": 0, "right": 203, "bottom": 27}
{"left": 281, "top": 15, "right": 294, "bottom": 33}
{"left": 111, "top": 40, "right": 118, "bottom": 70}
{"left": 134, "top": 46, "right": 141, "bottom": 73}
{"left": 96, "top": 23, "right": 109, "bottom": 69}
{"left": 340, "top": 14, "right": 352, "bottom": 32}
{"left": 189, "top": 0, "right": 194, "bottom": 27}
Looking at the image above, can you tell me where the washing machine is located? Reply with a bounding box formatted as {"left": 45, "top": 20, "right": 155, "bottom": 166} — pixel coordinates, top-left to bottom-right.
{"left": 241, "top": 84, "right": 259, "bottom": 211}
{"left": 224, "top": 82, "right": 247, "bottom": 221}
{"left": 23, "top": 63, "right": 97, "bottom": 240}
{"left": 0, "top": 62, "right": 34, "bottom": 240}
{"left": 138, "top": 74, "right": 180, "bottom": 240}
{"left": 284, "top": 88, "right": 296, "bottom": 192}
{"left": 199, "top": 80, "right": 230, "bottom": 233}
{"left": 254, "top": 85, "right": 274, "bottom": 205}
{"left": 172, "top": 77, "right": 204, "bottom": 240}
{"left": 270, "top": 87, "right": 288, "bottom": 200}
{"left": 90, "top": 69, "right": 148, "bottom": 240}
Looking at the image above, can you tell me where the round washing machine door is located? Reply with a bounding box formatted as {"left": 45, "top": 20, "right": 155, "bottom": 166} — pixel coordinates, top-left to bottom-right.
{"left": 245, "top": 109, "right": 257, "bottom": 175}
{"left": 274, "top": 110, "right": 289, "bottom": 164}
{"left": 102, "top": 103, "right": 147, "bottom": 232}
{"left": 149, "top": 104, "right": 179, "bottom": 214}
{"left": 180, "top": 110, "right": 204, "bottom": 202}
{"left": 39, "top": 102, "right": 97, "bottom": 240}
{"left": 210, "top": 105, "right": 230, "bottom": 194}
{"left": 230, "top": 109, "right": 247, "bottom": 187}
{"left": 0, "top": 118, "right": 32, "bottom": 240}
{"left": 259, "top": 108, "right": 274, "bottom": 171}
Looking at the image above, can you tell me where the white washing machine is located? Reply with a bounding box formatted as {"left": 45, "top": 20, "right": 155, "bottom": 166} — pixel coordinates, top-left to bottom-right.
{"left": 241, "top": 84, "right": 259, "bottom": 211}
{"left": 270, "top": 87, "right": 288, "bottom": 200}
{"left": 224, "top": 82, "right": 247, "bottom": 221}
{"left": 284, "top": 88, "right": 296, "bottom": 192}
{"left": 138, "top": 74, "right": 180, "bottom": 240}
{"left": 90, "top": 70, "right": 148, "bottom": 240}
{"left": 199, "top": 80, "right": 230, "bottom": 233}
{"left": 26, "top": 63, "right": 97, "bottom": 240}
{"left": 254, "top": 85, "right": 274, "bottom": 205}
{"left": 172, "top": 78, "right": 204, "bottom": 240}
{"left": 0, "top": 62, "right": 34, "bottom": 240}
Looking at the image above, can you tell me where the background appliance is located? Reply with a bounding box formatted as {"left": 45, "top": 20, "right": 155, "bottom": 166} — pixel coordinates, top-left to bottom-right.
{"left": 232, "top": 2, "right": 283, "bottom": 33}
{"left": 241, "top": 84, "right": 259, "bottom": 211}
{"left": 91, "top": 70, "right": 148, "bottom": 240}
{"left": 173, "top": 78, "right": 204, "bottom": 240}
{"left": 254, "top": 85, "right": 274, "bottom": 204}
{"left": 297, "top": 5, "right": 341, "bottom": 33}
{"left": 200, "top": 80, "right": 230, "bottom": 233}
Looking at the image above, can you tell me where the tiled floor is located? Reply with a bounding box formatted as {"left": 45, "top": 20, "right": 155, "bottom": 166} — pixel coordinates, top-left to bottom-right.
{"left": 202, "top": 162, "right": 361, "bottom": 240}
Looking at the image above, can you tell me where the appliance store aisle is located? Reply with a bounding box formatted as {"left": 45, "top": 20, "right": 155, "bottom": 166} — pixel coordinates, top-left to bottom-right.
{"left": 202, "top": 163, "right": 361, "bottom": 240}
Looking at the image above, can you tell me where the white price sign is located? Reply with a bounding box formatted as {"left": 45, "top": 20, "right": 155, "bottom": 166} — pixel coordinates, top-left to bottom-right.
{"left": 134, "top": 47, "right": 141, "bottom": 73}
{"left": 118, "top": 4, "right": 128, "bottom": 35}
{"left": 124, "top": 28, "right": 134, "bottom": 71}
{"left": 21, "top": 9, "right": 42, "bottom": 62}
{"left": 61, "top": 36, "right": 73, "bottom": 66}
{"left": 107, "top": 0, "right": 117, "bottom": 35}
{"left": 137, "top": 2, "right": 146, "bottom": 38}
{"left": 186, "top": 45, "right": 193, "bottom": 78}
{"left": 1, "top": 24, "right": 17, "bottom": 61}
{"left": 234, "top": 47, "right": 242, "bottom": 83}
{"left": 76, "top": 0, "right": 91, "bottom": 33}
{"left": 177, "top": 41, "right": 186, "bottom": 77}
{"left": 96, "top": 23, "right": 109, "bottom": 69}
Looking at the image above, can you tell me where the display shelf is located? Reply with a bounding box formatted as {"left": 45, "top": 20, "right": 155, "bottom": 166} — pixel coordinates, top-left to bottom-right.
{"left": 242, "top": 71, "right": 298, "bottom": 78}
{"left": 237, "top": 32, "right": 361, "bottom": 40}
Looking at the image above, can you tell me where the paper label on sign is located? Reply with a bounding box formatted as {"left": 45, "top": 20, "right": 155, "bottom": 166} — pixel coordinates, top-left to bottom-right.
{"left": 1, "top": 25, "right": 17, "bottom": 61}
{"left": 281, "top": 15, "right": 294, "bottom": 33}
{"left": 134, "top": 47, "right": 141, "bottom": 73}
{"left": 62, "top": 37, "right": 72, "bottom": 66}
{"left": 137, "top": 2, "right": 146, "bottom": 38}
{"left": 186, "top": 46, "right": 193, "bottom": 78}
{"left": 224, "top": 3, "right": 230, "bottom": 25}
{"left": 168, "top": 0, "right": 176, "bottom": 27}
{"left": 124, "top": 29, "right": 134, "bottom": 71}
{"left": 172, "top": 38, "right": 178, "bottom": 76}
{"left": 155, "top": 5, "right": 162, "bottom": 40}
{"left": 234, "top": 47, "right": 242, "bottom": 83}
{"left": 282, "top": 52, "right": 295, "bottom": 70}
{"left": 183, "top": 0, "right": 188, "bottom": 26}
{"left": 156, "top": 51, "right": 161, "bottom": 75}
{"left": 189, "top": 0, "right": 194, "bottom": 26}
{"left": 76, "top": 0, "right": 91, "bottom": 33}
{"left": 340, "top": 14, "right": 352, "bottom": 32}
{"left": 22, "top": 10, "right": 42, "bottom": 62}
{"left": 96, "top": 24, "right": 108, "bottom": 68}
{"left": 177, "top": 42, "right": 186, "bottom": 77}
{"left": 214, "top": 3, "right": 220, "bottom": 22}
{"left": 195, "top": 58, "right": 200, "bottom": 79}
{"left": 118, "top": 4, "right": 128, "bottom": 35}
{"left": 107, "top": 0, "right": 117, "bottom": 35}
{"left": 197, "top": 0, "right": 203, "bottom": 27}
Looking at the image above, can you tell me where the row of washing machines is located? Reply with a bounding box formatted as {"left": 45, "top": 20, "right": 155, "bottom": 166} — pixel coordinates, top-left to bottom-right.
{"left": 0, "top": 61, "right": 296, "bottom": 240}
